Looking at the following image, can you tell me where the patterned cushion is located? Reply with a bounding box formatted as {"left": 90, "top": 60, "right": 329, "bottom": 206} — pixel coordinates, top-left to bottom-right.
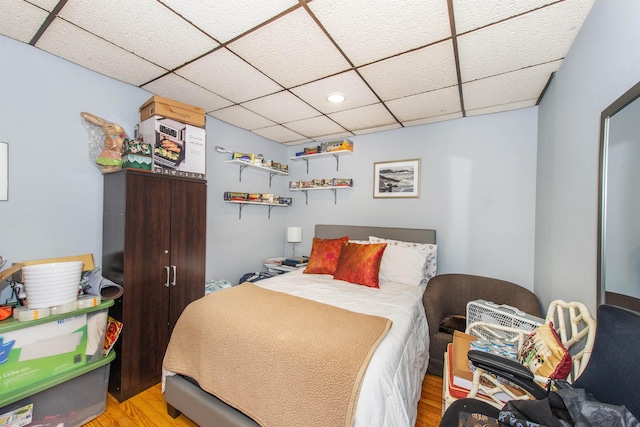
{"left": 333, "top": 242, "right": 387, "bottom": 288}
{"left": 304, "top": 236, "right": 349, "bottom": 275}
{"left": 518, "top": 322, "right": 572, "bottom": 380}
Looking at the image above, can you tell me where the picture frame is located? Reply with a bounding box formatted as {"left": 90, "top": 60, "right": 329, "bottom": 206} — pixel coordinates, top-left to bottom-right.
{"left": 373, "top": 158, "right": 420, "bottom": 198}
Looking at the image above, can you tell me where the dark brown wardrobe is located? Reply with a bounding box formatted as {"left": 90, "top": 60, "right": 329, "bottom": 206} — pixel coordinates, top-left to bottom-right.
{"left": 102, "top": 170, "right": 206, "bottom": 401}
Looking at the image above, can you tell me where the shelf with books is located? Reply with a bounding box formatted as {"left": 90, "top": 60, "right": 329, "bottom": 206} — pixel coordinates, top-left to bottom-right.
{"left": 289, "top": 149, "right": 352, "bottom": 173}
{"left": 226, "top": 159, "right": 288, "bottom": 187}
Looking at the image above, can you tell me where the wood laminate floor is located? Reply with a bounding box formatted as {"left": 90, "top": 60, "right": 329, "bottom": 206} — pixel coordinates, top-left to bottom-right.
{"left": 83, "top": 374, "right": 444, "bottom": 427}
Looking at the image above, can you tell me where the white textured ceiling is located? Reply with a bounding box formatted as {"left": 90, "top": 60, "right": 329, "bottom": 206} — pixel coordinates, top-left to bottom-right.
{"left": 1, "top": 0, "right": 594, "bottom": 145}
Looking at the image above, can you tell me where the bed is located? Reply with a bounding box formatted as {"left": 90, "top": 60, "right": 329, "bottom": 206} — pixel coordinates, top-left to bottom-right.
{"left": 163, "top": 224, "right": 437, "bottom": 427}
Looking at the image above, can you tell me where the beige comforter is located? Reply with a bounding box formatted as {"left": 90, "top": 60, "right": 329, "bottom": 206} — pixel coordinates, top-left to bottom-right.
{"left": 163, "top": 282, "right": 392, "bottom": 427}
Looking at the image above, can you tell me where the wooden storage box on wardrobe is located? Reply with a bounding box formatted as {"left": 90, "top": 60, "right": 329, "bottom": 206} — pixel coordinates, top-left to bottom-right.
{"left": 102, "top": 169, "right": 206, "bottom": 402}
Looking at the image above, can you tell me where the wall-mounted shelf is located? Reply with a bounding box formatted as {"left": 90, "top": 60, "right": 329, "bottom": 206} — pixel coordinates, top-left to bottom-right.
{"left": 289, "top": 186, "right": 352, "bottom": 205}
{"left": 224, "top": 200, "right": 288, "bottom": 219}
{"left": 226, "top": 159, "right": 288, "bottom": 187}
{"left": 289, "top": 150, "right": 352, "bottom": 174}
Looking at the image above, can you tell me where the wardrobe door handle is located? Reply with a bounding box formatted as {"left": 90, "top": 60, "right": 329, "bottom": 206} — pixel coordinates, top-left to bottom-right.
{"left": 171, "top": 265, "right": 177, "bottom": 286}
{"left": 164, "top": 266, "right": 170, "bottom": 287}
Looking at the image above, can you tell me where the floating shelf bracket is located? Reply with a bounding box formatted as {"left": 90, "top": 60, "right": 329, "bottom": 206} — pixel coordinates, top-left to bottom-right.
{"left": 227, "top": 201, "right": 285, "bottom": 220}
{"left": 298, "top": 188, "right": 338, "bottom": 205}
{"left": 238, "top": 164, "right": 248, "bottom": 182}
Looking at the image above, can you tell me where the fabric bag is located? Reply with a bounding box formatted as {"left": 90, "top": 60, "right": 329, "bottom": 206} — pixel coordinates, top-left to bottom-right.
{"left": 498, "top": 388, "right": 639, "bottom": 427}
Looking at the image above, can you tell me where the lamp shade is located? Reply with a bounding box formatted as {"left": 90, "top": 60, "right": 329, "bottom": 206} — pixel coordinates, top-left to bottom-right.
{"left": 287, "top": 227, "right": 302, "bottom": 243}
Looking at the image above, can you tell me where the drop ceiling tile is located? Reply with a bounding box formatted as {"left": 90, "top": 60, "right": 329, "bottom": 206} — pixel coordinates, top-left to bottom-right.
{"left": 352, "top": 123, "right": 402, "bottom": 135}
{"left": 242, "top": 91, "right": 320, "bottom": 124}
{"left": 328, "top": 103, "right": 397, "bottom": 131}
{"left": 309, "top": 0, "right": 451, "bottom": 66}
{"left": 283, "top": 139, "right": 314, "bottom": 146}
{"left": 252, "top": 125, "right": 306, "bottom": 143}
{"left": 284, "top": 115, "right": 346, "bottom": 138}
{"left": 176, "top": 48, "right": 282, "bottom": 103}
{"left": 401, "top": 112, "right": 463, "bottom": 127}
{"left": 386, "top": 86, "right": 461, "bottom": 122}
{"left": 228, "top": 8, "right": 351, "bottom": 88}
{"left": 291, "top": 71, "right": 379, "bottom": 114}
{"left": 30, "top": 0, "right": 58, "bottom": 11}
{"left": 466, "top": 100, "right": 536, "bottom": 117}
{"left": 463, "top": 60, "right": 560, "bottom": 110}
{"left": 59, "top": 0, "right": 218, "bottom": 70}
{"left": 158, "top": 0, "right": 298, "bottom": 43}
{"left": 142, "top": 73, "right": 233, "bottom": 112}
{"left": 453, "top": 0, "right": 557, "bottom": 34}
{"left": 36, "top": 18, "right": 166, "bottom": 86}
{"left": 0, "top": 0, "right": 49, "bottom": 43}
{"left": 310, "top": 131, "right": 353, "bottom": 142}
{"left": 208, "top": 105, "right": 276, "bottom": 130}
{"left": 359, "top": 40, "right": 458, "bottom": 101}
{"left": 458, "top": 0, "right": 594, "bottom": 82}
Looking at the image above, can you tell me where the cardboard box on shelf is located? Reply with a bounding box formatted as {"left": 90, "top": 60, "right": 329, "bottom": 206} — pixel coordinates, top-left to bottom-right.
{"left": 138, "top": 116, "right": 206, "bottom": 180}
{"left": 139, "top": 96, "right": 205, "bottom": 128}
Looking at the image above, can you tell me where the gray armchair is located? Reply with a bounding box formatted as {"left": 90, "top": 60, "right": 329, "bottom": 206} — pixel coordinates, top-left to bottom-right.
{"left": 423, "top": 274, "right": 542, "bottom": 376}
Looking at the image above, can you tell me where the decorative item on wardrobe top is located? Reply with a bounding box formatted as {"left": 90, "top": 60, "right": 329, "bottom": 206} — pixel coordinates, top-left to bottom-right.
{"left": 290, "top": 140, "right": 353, "bottom": 174}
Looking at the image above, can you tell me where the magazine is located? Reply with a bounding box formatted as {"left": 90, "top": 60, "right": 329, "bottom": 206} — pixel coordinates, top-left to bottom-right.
{"left": 103, "top": 316, "right": 123, "bottom": 356}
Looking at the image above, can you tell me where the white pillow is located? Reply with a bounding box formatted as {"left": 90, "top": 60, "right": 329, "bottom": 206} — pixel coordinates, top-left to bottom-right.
{"left": 369, "top": 236, "right": 438, "bottom": 286}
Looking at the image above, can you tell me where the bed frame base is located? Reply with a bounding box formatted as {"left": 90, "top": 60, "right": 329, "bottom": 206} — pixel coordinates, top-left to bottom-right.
{"left": 165, "top": 375, "right": 259, "bottom": 427}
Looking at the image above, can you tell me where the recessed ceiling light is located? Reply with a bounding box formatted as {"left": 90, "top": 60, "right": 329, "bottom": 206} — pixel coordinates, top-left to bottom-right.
{"left": 327, "top": 92, "right": 346, "bottom": 103}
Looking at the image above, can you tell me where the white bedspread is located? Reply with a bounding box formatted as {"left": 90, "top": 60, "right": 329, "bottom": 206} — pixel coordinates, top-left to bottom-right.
{"left": 255, "top": 269, "right": 430, "bottom": 427}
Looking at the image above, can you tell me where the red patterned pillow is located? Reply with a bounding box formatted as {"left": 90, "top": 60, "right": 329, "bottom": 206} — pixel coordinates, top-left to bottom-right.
{"left": 333, "top": 242, "right": 387, "bottom": 288}
{"left": 304, "top": 236, "right": 349, "bottom": 275}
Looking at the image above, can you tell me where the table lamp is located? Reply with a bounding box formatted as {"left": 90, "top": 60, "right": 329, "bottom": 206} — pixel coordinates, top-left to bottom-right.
{"left": 287, "top": 227, "right": 302, "bottom": 258}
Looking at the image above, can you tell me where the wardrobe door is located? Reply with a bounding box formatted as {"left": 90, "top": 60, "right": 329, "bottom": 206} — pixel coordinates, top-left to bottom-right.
{"left": 121, "top": 173, "right": 172, "bottom": 398}
{"left": 168, "top": 179, "right": 206, "bottom": 335}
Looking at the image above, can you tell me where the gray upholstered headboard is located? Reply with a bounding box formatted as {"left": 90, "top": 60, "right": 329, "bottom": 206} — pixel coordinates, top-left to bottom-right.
{"left": 314, "top": 224, "right": 436, "bottom": 244}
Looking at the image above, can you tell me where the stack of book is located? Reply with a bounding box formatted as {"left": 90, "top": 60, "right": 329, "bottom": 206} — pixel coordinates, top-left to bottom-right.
{"left": 281, "top": 257, "right": 308, "bottom": 267}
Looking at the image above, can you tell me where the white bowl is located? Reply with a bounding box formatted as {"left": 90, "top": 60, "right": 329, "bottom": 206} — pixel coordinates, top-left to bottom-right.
{"left": 27, "top": 294, "right": 77, "bottom": 309}
{"left": 25, "top": 287, "right": 79, "bottom": 298}
{"left": 21, "top": 261, "right": 83, "bottom": 273}
{"left": 24, "top": 273, "right": 80, "bottom": 284}
{"left": 22, "top": 261, "right": 83, "bottom": 309}
{"left": 22, "top": 270, "right": 83, "bottom": 280}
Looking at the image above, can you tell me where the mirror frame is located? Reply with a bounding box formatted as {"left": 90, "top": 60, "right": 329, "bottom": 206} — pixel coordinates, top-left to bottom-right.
{"left": 597, "top": 80, "right": 640, "bottom": 309}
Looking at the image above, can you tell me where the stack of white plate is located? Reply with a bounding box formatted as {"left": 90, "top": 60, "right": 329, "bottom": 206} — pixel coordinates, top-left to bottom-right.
{"left": 22, "top": 261, "right": 83, "bottom": 309}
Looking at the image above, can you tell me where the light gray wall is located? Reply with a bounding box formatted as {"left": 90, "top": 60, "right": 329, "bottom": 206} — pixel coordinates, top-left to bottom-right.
{"left": 283, "top": 109, "right": 538, "bottom": 290}
{"left": 535, "top": 0, "right": 640, "bottom": 313}
{"left": 1, "top": 34, "right": 538, "bottom": 302}
{"left": 0, "top": 35, "right": 286, "bottom": 298}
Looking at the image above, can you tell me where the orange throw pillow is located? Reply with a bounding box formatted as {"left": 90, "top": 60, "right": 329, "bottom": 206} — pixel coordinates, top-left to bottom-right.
{"left": 333, "top": 242, "right": 387, "bottom": 288}
{"left": 304, "top": 236, "right": 349, "bottom": 275}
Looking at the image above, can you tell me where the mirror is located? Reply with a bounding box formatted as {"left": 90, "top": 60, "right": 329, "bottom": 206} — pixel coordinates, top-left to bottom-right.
{"left": 598, "top": 81, "right": 640, "bottom": 311}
